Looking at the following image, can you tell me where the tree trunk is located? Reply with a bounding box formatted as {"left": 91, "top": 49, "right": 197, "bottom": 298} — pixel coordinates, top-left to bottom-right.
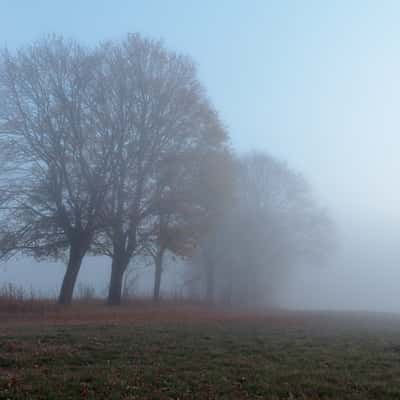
{"left": 58, "top": 245, "right": 85, "bottom": 305}
{"left": 153, "top": 247, "right": 165, "bottom": 302}
{"left": 107, "top": 255, "right": 128, "bottom": 305}
{"left": 205, "top": 261, "right": 215, "bottom": 304}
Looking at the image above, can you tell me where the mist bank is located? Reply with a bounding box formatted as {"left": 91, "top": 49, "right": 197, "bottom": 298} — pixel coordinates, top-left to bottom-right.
{"left": 283, "top": 214, "right": 400, "bottom": 313}
{"left": 1, "top": 212, "right": 399, "bottom": 313}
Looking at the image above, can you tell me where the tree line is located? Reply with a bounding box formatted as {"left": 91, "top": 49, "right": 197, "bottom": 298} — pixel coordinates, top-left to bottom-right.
{"left": 0, "top": 34, "right": 333, "bottom": 306}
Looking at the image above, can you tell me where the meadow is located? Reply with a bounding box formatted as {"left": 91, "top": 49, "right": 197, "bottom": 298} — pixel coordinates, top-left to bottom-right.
{"left": 1, "top": 296, "right": 400, "bottom": 399}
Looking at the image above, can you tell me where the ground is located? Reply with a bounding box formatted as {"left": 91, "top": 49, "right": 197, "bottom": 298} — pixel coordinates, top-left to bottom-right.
{"left": 1, "top": 302, "right": 400, "bottom": 399}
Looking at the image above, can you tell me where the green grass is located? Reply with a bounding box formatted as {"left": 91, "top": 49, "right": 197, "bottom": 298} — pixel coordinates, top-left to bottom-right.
{"left": 1, "top": 316, "right": 400, "bottom": 399}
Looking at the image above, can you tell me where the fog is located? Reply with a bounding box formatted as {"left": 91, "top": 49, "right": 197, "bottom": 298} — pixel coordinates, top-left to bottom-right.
{"left": 1, "top": 1, "right": 400, "bottom": 312}
{"left": 284, "top": 217, "right": 400, "bottom": 312}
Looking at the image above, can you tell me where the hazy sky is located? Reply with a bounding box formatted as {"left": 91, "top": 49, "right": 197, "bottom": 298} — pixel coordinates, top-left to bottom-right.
{"left": 1, "top": 1, "right": 400, "bottom": 311}
{"left": 1, "top": 0, "right": 400, "bottom": 220}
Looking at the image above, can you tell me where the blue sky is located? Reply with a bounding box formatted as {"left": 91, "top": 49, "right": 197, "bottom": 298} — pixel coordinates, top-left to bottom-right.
{"left": 2, "top": 1, "right": 400, "bottom": 310}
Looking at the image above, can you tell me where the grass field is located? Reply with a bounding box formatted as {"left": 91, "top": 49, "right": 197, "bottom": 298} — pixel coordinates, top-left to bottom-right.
{"left": 1, "top": 302, "right": 400, "bottom": 399}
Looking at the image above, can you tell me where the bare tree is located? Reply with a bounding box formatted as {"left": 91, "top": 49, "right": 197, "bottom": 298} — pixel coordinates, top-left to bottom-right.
{"left": 174, "top": 149, "right": 237, "bottom": 304}
{"left": 0, "top": 34, "right": 230, "bottom": 306}
{"left": 0, "top": 37, "right": 113, "bottom": 304}
{"left": 146, "top": 213, "right": 199, "bottom": 303}
{"left": 194, "top": 152, "right": 334, "bottom": 306}
{"left": 89, "top": 34, "right": 228, "bottom": 305}
{"left": 0, "top": 140, "right": 14, "bottom": 209}
{"left": 143, "top": 150, "right": 224, "bottom": 302}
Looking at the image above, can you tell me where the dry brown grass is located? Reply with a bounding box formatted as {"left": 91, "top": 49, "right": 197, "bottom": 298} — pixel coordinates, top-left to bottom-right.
{"left": 2, "top": 284, "right": 400, "bottom": 338}
{"left": 0, "top": 297, "right": 250, "bottom": 324}
{"left": 0, "top": 290, "right": 312, "bottom": 329}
